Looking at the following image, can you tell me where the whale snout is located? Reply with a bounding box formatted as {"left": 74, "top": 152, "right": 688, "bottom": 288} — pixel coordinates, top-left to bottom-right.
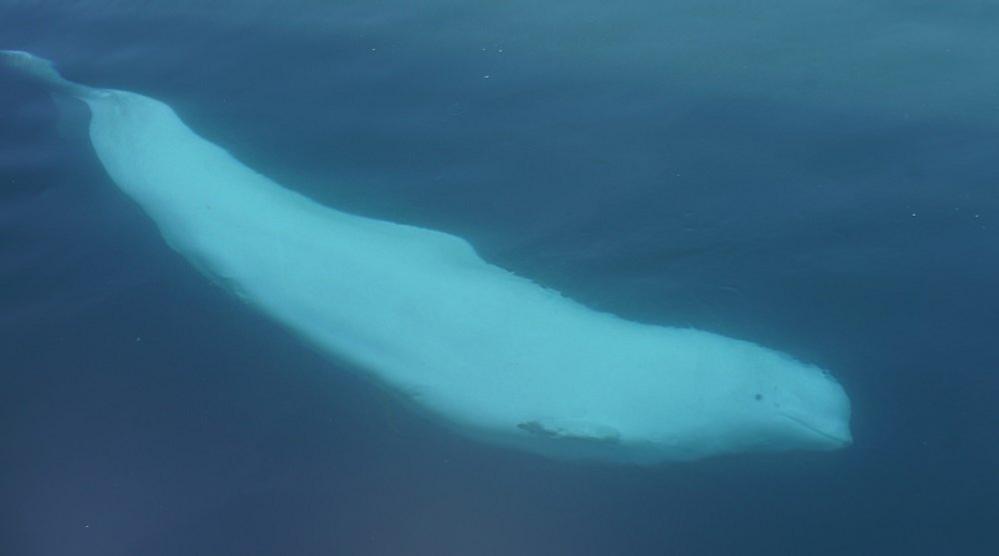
{"left": 778, "top": 373, "right": 852, "bottom": 450}
{"left": 779, "top": 411, "right": 852, "bottom": 449}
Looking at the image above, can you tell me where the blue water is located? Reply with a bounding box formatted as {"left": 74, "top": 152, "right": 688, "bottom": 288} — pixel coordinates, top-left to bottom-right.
{"left": 2, "top": 2, "right": 996, "bottom": 554}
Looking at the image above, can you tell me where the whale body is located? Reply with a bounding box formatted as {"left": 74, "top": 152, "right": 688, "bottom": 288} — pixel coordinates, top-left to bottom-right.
{"left": 2, "top": 51, "right": 852, "bottom": 463}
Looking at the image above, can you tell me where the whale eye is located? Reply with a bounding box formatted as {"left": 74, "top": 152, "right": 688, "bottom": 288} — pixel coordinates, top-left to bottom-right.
{"left": 754, "top": 393, "right": 763, "bottom": 401}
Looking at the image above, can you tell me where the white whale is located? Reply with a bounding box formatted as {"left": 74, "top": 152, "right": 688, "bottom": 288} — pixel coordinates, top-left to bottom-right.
{"left": 2, "top": 51, "right": 851, "bottom": 463}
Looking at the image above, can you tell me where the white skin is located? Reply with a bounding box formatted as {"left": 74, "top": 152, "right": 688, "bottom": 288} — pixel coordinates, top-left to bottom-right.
{"left": 2, "top": 51, "right": 852, "bottom": 463}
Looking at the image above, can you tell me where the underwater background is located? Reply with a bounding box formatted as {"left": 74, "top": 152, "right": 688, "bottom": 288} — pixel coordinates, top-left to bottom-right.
{"left": 1, "top": 1, "right": 996, "bottom": 554}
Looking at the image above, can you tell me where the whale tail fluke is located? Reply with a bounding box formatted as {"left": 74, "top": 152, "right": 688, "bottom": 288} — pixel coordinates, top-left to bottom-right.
{"left": 0, "top": 50, "right": 93, "bottom": 98}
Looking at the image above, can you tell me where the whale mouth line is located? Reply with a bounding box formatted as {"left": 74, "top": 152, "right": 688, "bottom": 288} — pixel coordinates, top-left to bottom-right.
{"left": 780, "top": 413, "right": 851, "bottom": 446}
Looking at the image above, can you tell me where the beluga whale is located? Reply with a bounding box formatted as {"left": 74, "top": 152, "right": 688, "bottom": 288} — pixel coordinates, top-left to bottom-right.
{"left": 1, "top": 51, "right": 852, "bottom": 464}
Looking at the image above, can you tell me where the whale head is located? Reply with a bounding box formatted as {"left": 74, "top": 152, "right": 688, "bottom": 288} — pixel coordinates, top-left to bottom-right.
{"left": 638, "top": 333, "right": 853, "bottom": 461}
{"left": 554, "top": 329, "right": 855, "bottom": 464}
{"left": 507, "top": 328, "right": 853, "bottom": 464}
{"left": 732, "top": 351, "right": 853, "bottom": 452}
